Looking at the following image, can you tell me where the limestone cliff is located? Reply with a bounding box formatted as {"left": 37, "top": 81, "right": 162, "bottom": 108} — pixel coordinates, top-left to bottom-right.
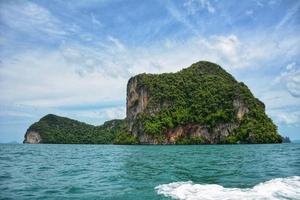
{"left": 126, "top": 61, "right": 282, "bottom": 144}
{"left": 126, "top": 76, "right": 149, "bottom": 133}
{"left": 23, "top": 131, "right": 42, "bottom": 144}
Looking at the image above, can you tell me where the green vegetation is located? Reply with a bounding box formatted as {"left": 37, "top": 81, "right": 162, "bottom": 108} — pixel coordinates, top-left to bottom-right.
{"left": 27, "top": 114, "right": 134, "bottom": 144}
{"left": 132, "top": 61, "right": 282, "bottom": 143}
{"left": 114, "top": 133, "right": 139, "bottom": 144}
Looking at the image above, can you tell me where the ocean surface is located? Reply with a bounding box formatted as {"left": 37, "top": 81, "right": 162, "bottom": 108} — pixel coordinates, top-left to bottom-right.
{"left": 0, "top": 144, "right": 300, "bottom": 200}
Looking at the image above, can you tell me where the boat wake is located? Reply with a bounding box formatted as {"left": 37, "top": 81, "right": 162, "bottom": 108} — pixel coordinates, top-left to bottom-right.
{"left": 155, "top": 176, "right": 300, "bottom": 200}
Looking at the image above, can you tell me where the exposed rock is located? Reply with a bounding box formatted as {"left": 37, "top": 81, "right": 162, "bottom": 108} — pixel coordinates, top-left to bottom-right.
{"left": 126, "top": 76, "right": 148, "bottom": 134}
{"left": 164, "top": 124, "right": 210, "bottom": 144}
{"left": 233, "top": 99, "right": 249, "bottom": 120}
{"left": 23, "top": 131, "right": 42, "bottom": 144}
{"left": 211, "top": 123, "right": 239, "bottom": 143}
{"left": 138, "top": 123, "right": 239, "bottom": 144}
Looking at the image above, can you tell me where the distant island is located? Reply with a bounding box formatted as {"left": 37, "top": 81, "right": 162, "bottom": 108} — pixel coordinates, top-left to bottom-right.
{"left": 282, "top": 136, "right": 291, "bottom": 143}
{"left": 24, "top": 61, "right": 283, "bottom": 144}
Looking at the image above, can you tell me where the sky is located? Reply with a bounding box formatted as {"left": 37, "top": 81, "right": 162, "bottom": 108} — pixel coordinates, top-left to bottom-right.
{"left": 0, "top": 0, "right": 299, "bottom": 143}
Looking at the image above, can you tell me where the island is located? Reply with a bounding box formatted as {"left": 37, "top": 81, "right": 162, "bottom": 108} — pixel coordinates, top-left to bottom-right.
{"left": 24, "top": 61, "right": 283, "bottom": 144}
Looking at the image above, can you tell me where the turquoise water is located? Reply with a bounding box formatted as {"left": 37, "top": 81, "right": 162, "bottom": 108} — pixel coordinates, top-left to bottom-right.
{"left": 0, "top": 144, "right": 300, "bottom": 200}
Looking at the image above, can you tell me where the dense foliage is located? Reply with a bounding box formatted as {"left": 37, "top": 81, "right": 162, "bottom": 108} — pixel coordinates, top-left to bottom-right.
{"left": 27, "top": 114, "right": 133, "bottom": 144}
{"left": 132, "top": 61, "right": 282, "bottom": 143}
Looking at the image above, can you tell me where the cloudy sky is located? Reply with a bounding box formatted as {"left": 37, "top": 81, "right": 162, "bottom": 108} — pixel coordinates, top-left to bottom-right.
{"left": 0, "top": 0, "right": 299, "bottom": 142}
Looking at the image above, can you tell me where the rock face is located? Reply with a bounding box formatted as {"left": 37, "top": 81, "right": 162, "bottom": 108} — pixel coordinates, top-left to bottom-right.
{"left": 233, "top": 99, "right": 249, "bottom": 120}
{"left": 126, "top": 76, "right": 149, "bottom": 133}
{"left": 23, "top": 131, "right": 42, "bottom": 144}
{"left": 126, "top": 61, "right": 282, "bottom": 144}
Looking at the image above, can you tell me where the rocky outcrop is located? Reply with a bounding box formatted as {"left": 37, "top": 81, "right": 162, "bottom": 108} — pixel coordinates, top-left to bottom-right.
{"left": 137, "top": 123, "right": 240, "bottom": 144}
{"left": 125, "top": 61, "right": 282, "bottom": 144}
{"left": 126, "top": 79, "right": 247, "bottom": 144}
{"left": 138, "top": 124, "right": 210, "bottom": 144}
{"left": 130, "top": 97, "right": 248, "bottom": 144}
{"left": 126, "top": 76, "right": 148, "bottom": 134}
{"left": 23, "top": 131, "right": 42, "bottom": 144}
{"left": 233, "top": 99, "right": 249, "bottom": 120}
{"left": 134, "top": 116, "right": 241, "bottom": 144}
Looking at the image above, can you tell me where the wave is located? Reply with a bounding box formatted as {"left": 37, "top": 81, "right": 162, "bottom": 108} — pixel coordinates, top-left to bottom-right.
{"left": 155, "top": 176, "right": 300, "bottom": 200}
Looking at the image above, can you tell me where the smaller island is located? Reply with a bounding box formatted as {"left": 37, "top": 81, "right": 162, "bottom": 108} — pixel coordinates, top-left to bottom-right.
{"left": 24, "top": 61, "right": 283, "bottom": 144}
{"left": 24, "top": 114, "right": 133, "bottom": 144}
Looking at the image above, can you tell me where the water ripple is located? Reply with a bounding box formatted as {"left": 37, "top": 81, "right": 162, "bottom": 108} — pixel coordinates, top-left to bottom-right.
{"left": 0, "top": 144, "right": 299, "bottom": 200}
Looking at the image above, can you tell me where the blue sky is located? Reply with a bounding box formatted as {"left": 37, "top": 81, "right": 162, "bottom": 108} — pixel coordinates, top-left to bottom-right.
{"left": 0, "top": 0, "right": 299, "bottom": 142}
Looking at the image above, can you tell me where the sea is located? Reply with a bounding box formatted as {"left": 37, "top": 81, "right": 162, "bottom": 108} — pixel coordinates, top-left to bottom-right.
{"left": 0, "top": 144, "right": 299, "bottom": 200}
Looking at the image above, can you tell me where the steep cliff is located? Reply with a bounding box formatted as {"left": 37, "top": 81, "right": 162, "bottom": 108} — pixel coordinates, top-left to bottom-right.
{"left": 126, "top": 61, "right": 282, "bottom": 144}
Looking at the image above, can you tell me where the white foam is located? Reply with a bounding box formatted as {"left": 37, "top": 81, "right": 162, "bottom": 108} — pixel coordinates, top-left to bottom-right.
{"left": 155, "top": 176, "right": 300, "bottom": 200}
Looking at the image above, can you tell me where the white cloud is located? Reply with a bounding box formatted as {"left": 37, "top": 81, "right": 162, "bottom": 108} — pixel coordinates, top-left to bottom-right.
{"left": 142, "top": 33, "right": 299, "bottom": 71}
{"left": 91, "top": 13, "right": 103, "bottom": 27}
{"left": 62, "top": 106, "right": 126, "bottom": 125}
{"left": 1, "top": 30, "right": 299, "bottom": 112}
{"left": 276, "top": 1, "right": 300, "bottom": 30}
{"left": 107, "top": 36, "right": 126, "bottom": 52}
{"left": 261, "top": 62, "right": 300, "bottom": 126}
{"left": 104, "top": 106, "right": 126, "bottom": 120}
{"left": 256, "top": 66, "right": 300, "bottom": 125}
{"left": 184, "top": 0, "right": 215, "bottom": 14}
{"left": 274, "top": 62, "right": 300, "bottom": 97}
{"left": 0, "top": 110, "right": 34, "bottom": 118}
{"left": 167, "top": 0, "right": 216, "bottom": 36}
{"left": 261, "top": 90, "right": 300, "bottom": 110}
{"left": 166, "top": 1, "right": 199, "bottom": 35}
{"left": 0, "top": 45, "right": 128, "bottom": 107}
{"left": 286, "top": 62, "right": 296, "bottom": 70}
{"left": 268, "top": 109, "right": 300, "bottom": 125}
{"left": 209, "top": 35, "right": 241, "bottom": 65}
{"left": 0, "top": 1, "right": 66, "bottom": 36}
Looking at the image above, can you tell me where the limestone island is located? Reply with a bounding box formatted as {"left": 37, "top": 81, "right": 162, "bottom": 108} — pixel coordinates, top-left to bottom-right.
{"left": 24, "top": 61, "right": 283, "bottom": 144}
